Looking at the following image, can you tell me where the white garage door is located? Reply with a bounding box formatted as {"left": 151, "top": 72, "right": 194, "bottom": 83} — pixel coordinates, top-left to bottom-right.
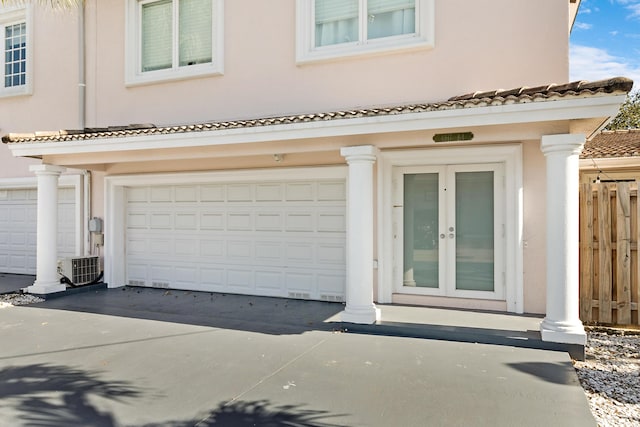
{"left": 0, "top": 187, "right": 77, "bottom": 274}
{"left": 125, "top": 179, "right": 347, "bottom": 301}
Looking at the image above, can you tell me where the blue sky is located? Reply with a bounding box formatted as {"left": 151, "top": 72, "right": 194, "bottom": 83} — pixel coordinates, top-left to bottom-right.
{"left": 570, "top": 0, "right": 640, "bottom": 90}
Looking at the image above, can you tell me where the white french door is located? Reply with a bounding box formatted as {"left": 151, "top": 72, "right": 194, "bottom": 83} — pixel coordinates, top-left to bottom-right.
{"left": 394, "top": 163, "right": 505, "bottom": 300}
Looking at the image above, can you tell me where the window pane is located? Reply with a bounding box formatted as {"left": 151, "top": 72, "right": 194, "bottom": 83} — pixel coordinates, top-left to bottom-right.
{"left": 4, "top": 22, "right": 27, "bottom": 88}
{"left": 315, "top": 0, "right": 358, "bottom": 47}
{"left": 455, "top": 171, "right": 494, "bottom": 292}
{"left": 141, "top": 0, "right": 173, "bottom": 72}
{"left": 179, "top": 0, "right": 212, "bottom": 66}
{"left": 404, "top": 173, "right": 439, "bottom": 288}
{"left": 367, "top": 0, "right": 415, "bottom": 39}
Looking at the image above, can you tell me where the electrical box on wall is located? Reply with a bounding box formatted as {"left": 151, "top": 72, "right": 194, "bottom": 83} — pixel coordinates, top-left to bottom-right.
{"left": 89, "top": 217, "right": 103, "bottom": 233}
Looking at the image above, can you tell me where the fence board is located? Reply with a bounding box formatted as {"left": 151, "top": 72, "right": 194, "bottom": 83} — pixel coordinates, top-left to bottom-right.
{"left": 580, "top": 183, "right": 593, "bottom": 321}
{"left": 616, "top": 183, "right": 632, "bottom": 324}
{"left": 597, "top": 184, "right": 613, "bottom": 323}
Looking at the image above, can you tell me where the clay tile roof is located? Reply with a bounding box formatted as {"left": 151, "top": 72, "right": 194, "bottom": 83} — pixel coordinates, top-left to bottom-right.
{"left": 581, "top": 129, "right": 640, "bottom": 159}
{"left": 2, "top": 77, "right": 634, "bottom": 144}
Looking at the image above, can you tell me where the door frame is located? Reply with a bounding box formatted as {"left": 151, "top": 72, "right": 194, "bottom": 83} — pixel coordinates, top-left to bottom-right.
{"left": 378, "top": 144, "right": 523, "bottom": 313}
{"left": 392, "top": 163, "right": 505, "bottom": 300}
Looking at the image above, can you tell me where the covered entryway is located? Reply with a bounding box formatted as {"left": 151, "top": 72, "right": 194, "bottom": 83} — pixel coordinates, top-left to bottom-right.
{"left": 110, "top": 168, "right": 348, "bottom": 301}
{"left": 0, "top": 186, "right": 77, "bottom": 274}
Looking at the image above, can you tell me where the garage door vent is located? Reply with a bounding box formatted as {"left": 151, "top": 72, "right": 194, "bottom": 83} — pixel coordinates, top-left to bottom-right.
{"left": 321, "top": 294, "right": 343, "bottom": 302}
{"left": 152, "top": 281, "right": 170, "bottom": 288}
{"left": 128, "top": 280, "right": 146, "bottom": 287}
{"left": 288, "top": 292, "right": 311, "bottom": 300}
{"left": 58, "top": 256, "right": 100, "bottom": 286}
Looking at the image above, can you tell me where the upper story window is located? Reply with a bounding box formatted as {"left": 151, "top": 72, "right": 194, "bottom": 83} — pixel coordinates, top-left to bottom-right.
{"left": 0, "top": 5, "right": 32, "bottom": 97}
{"left": 296, "top": 0, "right": 434, "bottom": 63}
{"left": 126, "top": 0, "right": 223, "bottom": 86}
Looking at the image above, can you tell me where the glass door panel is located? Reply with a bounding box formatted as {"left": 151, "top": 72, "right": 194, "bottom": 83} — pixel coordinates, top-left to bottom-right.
{"left": 403, "top": 173, "right": 439, "bottom": 288}
{"left": 454, "top": 171, "right": 494, "bottom": 292}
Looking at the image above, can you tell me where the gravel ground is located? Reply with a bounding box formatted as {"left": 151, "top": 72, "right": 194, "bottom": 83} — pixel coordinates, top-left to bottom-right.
{"left": 1, "top": 293, "right": 638, "bottom": 425}
{"left": 573, "top": 330, "right": 640, "bottom": 427}
{"left": 0, "top": 293, "right": 44, "bottom": 308}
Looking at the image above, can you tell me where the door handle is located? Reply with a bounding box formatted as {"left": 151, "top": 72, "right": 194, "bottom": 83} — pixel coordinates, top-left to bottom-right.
{"left": 449, "top": 233, "right": 455, "bottom": 239}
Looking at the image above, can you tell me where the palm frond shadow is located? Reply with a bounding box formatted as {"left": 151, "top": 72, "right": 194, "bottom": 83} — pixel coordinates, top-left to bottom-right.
{"left": 0, "top": 363, "right": 141, "bottom": 427}
{"left": 149, "top": 399, "right": 347, "bottom": 427}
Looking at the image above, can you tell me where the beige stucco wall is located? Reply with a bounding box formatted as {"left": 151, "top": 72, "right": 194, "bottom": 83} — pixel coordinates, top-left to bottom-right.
{"left": 0, "top": 5, "right": 80, "bottom": 178}
{"left": 522, "top": 140, "right": 548, "bottom": 314}
{"left": 85, "top": 0, "right": 569, "bottom": 128}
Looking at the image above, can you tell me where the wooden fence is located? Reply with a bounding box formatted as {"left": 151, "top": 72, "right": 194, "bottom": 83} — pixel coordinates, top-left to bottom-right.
{"left": 580, "top": 181, "right": 640, "bottom": 325}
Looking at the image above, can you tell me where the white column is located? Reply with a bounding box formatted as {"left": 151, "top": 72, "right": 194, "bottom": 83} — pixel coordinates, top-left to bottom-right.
{"left": 539, "top": 134, "right": 586, "bottom": 345}
{"left": 340, "top": 145, "right": 381, "bottom": 324}
{"left": 27, "top": 164, "right": 66, "bottom": 294}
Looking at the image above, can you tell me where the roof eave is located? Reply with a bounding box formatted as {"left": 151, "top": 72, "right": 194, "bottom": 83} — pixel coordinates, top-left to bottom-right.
{"left": 7, "top": 93, "right": 627, "bottom": 158}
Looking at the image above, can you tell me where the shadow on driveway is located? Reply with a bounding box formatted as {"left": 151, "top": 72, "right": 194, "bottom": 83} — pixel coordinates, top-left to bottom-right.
{"left": 0, "top": 364, "right": 344, "bottom": 427}
{"left": 29, "top": 286, "right": 345, "bottom": 336}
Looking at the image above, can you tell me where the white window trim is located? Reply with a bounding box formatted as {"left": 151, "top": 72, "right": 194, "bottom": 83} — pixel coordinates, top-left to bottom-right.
{"left": 0, "top": 4, "right": 33, "bottom": 98}
{"left": 296, "top": 0, "right": 434, "bottom": 64}
{"left": 377, "top": 145, "right": 524, "bottom": 313}
{"left": 125, "top": 0, "right": 224, "bottom": 87}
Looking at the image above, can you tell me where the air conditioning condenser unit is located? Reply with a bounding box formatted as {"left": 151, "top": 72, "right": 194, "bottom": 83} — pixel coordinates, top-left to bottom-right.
{"left": 58, "top": 256, "right": 100, "bottom": 286}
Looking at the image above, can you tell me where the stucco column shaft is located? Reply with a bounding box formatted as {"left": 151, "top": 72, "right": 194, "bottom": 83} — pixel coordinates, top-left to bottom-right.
{"left": 539, "top": 134, "right": 586, "bottom": 345}
{"left": 27, "top": 165, "right": 66, "bottom": 294}
{"left": 340, "top": 145, "right": 381, "bottom": 324}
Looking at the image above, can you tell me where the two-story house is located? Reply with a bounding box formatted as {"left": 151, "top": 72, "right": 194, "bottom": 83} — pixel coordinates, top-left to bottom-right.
{"left": 0, "top": 0, "right": 633, "bottom": 347}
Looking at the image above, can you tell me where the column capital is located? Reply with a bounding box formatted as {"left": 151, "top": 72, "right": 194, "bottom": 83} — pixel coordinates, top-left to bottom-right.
{"left": 540, "top": 134, "right": 586, "bottom": 156}
{"left": 30, "top": 164, "right": 66, "bottom": 175}
{"left": 340, "top": 145, "right": 378, "bottom": 163}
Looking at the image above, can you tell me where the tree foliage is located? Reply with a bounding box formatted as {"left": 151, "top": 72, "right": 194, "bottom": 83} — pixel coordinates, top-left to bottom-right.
{"left": 606, "top": 91, "right": 640, "bottom": 130}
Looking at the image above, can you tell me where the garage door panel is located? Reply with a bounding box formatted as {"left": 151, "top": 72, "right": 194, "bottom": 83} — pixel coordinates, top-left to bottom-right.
{"left": 227, "top": 269, "right": 253, "bottom": 289}
{"left": 318, "top": 212, "right": 345, "bottom": 232}
{"left": 255, "top": 212, "right": 283, "bottom": 231}
{"left": 227, "top": 184, "right": 253, "bottom": 201}
{"left": 285, "top": 182, "right": 314, "bottom": 201}
{"left": 125, "top": 178, "right": 346, "bottom": 300}
{"left": 200, "top": 239, "right": 224, "bottom": 257}
{"left": 227, "top": 212, "right": 252, "bottom": 230}
{"left": 150, "top": 186, "right": 172, "bottom": 202}
{"left": 318, "top": 181, "right": 346, "bottom": 200}
{"left": 256, "top": 183, "right": 283, "bottom": 201}
{"left": 285, "top": 213, "right": 314, "bottom": 231}
{"left": 255, "top": 270, "right": 284, "bottom": 292}
{"left": 255, "top": 241, "right": 283, "bottom": 261}
{"left": 0, "top": 187, "right": 76, "bottom": 274}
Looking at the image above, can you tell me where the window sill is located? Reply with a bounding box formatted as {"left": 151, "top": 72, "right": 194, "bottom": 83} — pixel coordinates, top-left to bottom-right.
{"left": 125, "top": 64, "right": 223, "bottom": 87}
{"left": 0, "top": 86, "right": 32, "bottom": 99}
{"left": 296, "top": 36, "right": 434, "bottom": 65}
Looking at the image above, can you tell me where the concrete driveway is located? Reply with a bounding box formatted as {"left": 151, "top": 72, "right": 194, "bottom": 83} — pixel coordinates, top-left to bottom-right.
{"left": 0, "top": 287, "right": 595, "bottom": 426}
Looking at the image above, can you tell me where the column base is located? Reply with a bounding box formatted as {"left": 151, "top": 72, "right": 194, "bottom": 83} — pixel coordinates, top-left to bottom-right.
{"left": 27, "top": 281, "right": 66, "bottom": 295}
{"left": 341, "top": 305, "right": 381, "bottom": 324}
{"left": 540, "top": 318, "right": 586, "bottom": 345}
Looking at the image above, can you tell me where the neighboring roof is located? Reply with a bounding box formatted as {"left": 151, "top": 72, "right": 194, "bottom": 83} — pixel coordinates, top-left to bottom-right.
{"left": 2, "top": 77, "right": 633, "bottom": 145}
{"left": 581, "top": 129, "right": 640, "bottom": 159}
